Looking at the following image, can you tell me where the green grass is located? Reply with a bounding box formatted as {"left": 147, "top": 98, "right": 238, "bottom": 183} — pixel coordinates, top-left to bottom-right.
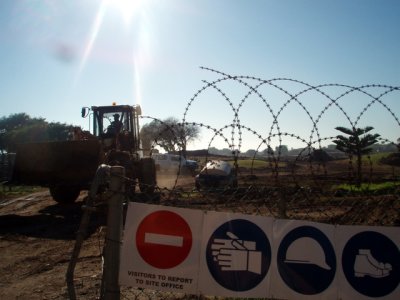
{"left": 0, "top": 185, "right": 44, "bottom": 198}
{"left": 236, "top": 159, "right": 269, "bottom": 169}
{"left": 333, "top": 181, "right": 399, "bottom": 193}
{"left": 362, "top": 152, "right": 392, "bottom": 164}
{"left": 229, "top": 159, "right": 286, "bottom": 169}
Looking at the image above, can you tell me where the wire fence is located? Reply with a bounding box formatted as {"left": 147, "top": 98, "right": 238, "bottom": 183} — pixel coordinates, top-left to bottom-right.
{"left": 119, "top": 70, "right": 399, "bottom": 299}
{"left": 2, "top": 69, "right": 400, "bottom": 299}
{"left": 137, "top": 68, "right": 400, "bottom": 226}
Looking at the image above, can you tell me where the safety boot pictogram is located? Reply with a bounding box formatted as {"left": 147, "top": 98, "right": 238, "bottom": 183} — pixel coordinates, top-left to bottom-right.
{"left": 354, "top": 249, "right": 392, "bottom": 278}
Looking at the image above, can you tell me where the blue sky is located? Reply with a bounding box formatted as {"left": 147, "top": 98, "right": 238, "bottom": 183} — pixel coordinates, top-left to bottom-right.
{"left": 1, "top": 0, "right": 399, "bottom": 151}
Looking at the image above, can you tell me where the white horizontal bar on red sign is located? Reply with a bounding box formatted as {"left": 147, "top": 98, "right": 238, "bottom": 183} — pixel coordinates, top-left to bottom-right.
{"left": 144, "top": 233, "right": 184, "bottom": 247}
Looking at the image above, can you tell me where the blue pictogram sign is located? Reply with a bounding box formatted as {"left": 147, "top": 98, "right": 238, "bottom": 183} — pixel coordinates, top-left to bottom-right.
{"left": 205, "top": 219, "right": 271, "bottom": 291}
{"left": 277, "top": 225, "right": 336, "bottom": 295}
{"left": 342, "top": 231, "right": 400, "bottom": 298}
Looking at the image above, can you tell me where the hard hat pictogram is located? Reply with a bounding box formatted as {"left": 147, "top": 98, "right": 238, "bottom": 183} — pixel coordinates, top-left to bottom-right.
{"left": 277, "top": 225, "right": 336, "bottom": 295}
{"left": 284, "top": 237, "right": 331, "bottom": 270}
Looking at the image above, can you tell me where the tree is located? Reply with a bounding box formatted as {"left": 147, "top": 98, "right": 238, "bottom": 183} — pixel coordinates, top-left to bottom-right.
{"left": 140, "top": 117, "right": 200, "bottom": 156}
{"left": 0, "top": 113, "right": 35, "bottom": 130}
{"left": 245, "top": 149, "right": 257, "bottom": 157}
{"left": 261, "top": 146, "right": 274, "bottom": 156}
{"left": 333, "top": 126, "right": 380, "bottom": 186}
{"left": 0, "top": 113, "right": 73, "bottom": 152}
{"left": 275, "top": 145, "right": 289, "bottom": 156}
{"left": 310, "top": 148, "right": 332, "bottom": 163}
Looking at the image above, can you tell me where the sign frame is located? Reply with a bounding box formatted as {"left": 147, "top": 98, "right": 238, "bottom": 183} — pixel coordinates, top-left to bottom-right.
{"left": 119, "top": 202, "right": 203, "bottom": 294}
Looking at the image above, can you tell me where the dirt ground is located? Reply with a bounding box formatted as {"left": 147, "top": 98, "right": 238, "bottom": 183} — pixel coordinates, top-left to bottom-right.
{"left": 0, "top": 190, "right": 105, "bottom": 300}
{"left": 0, "top": 172, "right": 197, "bottom": 300}
{"left": 0, "top": 164, "right": 398, "bottom": 299}
{"left": 0, "top": 169, "right": 202, "bottom": 300}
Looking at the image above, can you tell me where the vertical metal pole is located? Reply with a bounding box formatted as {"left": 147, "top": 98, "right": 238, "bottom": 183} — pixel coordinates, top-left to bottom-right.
{"left": 67, "top": 164, "right": 110, "bottom": 300}
{"left": 102, "top": 166, "right": 125, "bottom": 300}
{"left": 278, "top": 189, "right": 288, "bottom": 219}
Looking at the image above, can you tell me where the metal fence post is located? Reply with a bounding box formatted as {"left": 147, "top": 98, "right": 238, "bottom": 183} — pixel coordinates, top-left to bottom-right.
{"left": 67, "top": 164, "right": 111, "bottom": 300}
{"left": 102, "top": 166, "right": 125, "bottom": 300}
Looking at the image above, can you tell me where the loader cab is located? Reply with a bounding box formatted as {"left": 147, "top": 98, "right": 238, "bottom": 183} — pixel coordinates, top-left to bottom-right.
{"left": 82, "top": 104, "right": 142, "bottom": 152}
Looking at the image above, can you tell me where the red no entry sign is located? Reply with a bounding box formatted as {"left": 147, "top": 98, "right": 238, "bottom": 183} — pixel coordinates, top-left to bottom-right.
{"left": 136, "top": 210, "right": 193, "bottom": 269}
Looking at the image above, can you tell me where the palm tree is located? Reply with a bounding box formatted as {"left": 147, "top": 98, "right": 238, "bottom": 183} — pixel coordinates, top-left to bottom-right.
{"left": 333, "top": 126, "right": 380, "bottom": 186}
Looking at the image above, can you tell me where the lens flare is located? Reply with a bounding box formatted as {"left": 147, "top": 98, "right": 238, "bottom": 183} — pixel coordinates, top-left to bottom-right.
{"left": 133, "top": 57, "right": 142, "bottom": 107}
{"left": 74, "top": 0, "right": 107, "bottom": 86}
{"left": 106, "top": 0, "right": 144, "bottom": 25}
{"left": 74, "top": 0, "right": 150, "bottom": 108}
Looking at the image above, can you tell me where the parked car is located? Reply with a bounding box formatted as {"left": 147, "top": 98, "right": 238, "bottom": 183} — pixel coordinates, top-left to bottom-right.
{"left": 195, "top": 160, "right": 237, "bottom": 190}
{"left": 152, "top": 153, "right": 198, "bottom": 173}
{"left": 185, "top": 158, "right": 199, "bottom": 172}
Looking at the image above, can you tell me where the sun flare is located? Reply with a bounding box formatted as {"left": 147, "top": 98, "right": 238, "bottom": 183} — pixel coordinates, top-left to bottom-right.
{"left": 105, "top": 0, "right": 144, "bottom": 24}
{"left": 75, "top": 0, "right": 151, "bottom": 107}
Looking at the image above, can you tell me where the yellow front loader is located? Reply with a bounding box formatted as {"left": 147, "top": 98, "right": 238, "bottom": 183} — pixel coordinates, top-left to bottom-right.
{"left": 9, "top": 104, "right": 156, "bottom": 203}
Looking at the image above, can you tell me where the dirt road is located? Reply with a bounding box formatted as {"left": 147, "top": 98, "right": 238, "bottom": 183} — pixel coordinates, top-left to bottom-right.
{"left": 0, "top": 191, "right": 105, "bottom": 299}
{"left": 0, "top": 172, "right": 196, "bottom": 299}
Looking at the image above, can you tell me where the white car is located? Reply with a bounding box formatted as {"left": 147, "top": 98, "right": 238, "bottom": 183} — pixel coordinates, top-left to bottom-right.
{"left": 152, "top": 153, "right": 198, "bottom": 173}
{"left": 195, "top": 160, "right": 237, "bottom": 190}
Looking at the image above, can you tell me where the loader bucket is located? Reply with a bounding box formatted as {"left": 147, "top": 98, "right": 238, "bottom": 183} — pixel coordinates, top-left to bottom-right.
{"left": 11, "top": 140, "right": 103, "bottom": 188}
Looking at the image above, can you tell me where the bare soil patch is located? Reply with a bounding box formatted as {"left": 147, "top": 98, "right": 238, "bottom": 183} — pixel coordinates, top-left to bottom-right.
{"left": 0, "top": 191, "right": 104, "bottom": 300}
{"left": 0, "top": 161, "right": 398, "bottom": 299}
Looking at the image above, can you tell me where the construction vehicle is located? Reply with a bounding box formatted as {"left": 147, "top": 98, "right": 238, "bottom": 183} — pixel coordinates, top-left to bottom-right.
{"left": 10, "top": 104, "right": 156, "bottom": 203}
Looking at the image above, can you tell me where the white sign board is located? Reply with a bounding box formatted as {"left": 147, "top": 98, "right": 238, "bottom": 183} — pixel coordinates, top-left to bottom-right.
{"left": 119, "top": 202, "right": 203, "bottom": 293}
{"left": 119, "top": 203, "right": 400, "bottom": 299}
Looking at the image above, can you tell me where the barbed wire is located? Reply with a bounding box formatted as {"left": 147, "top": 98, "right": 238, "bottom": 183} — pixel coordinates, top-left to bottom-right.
{"left": 130, "top": 67, "right": 400, "bottom": 224}
{"left": 3, "top": 69, "right": 400, "bottom": 299}
{"left": 79, "top": 70, "right": 400, "bottom": 299}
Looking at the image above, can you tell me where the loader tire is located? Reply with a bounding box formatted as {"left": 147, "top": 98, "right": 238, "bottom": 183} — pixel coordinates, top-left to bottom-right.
{"left": 139, "top": 157, "right": 156, "bottom": 194}
{"left": 49, "top": 185, "right": 80, "bottom": 204}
